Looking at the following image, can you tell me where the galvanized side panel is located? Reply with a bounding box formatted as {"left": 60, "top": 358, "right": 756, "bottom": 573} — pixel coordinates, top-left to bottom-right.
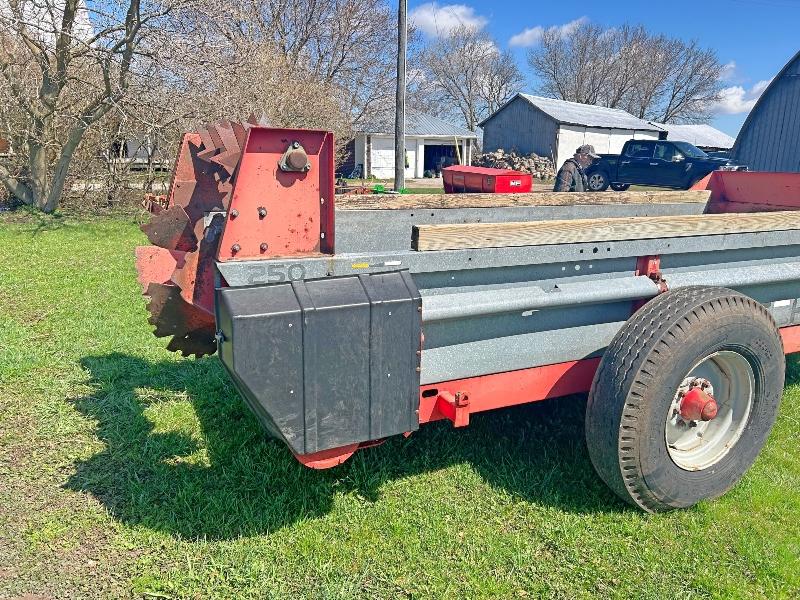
{"left": 216, "top": 272, "right": 421, "bottom": 453}
{"left": 218, "top": 230, "right": 800, "bottom": 285}
{"left": 420, "top": 306, "right": 629, "bottom": 384}
{"left": 218, "top": 208, "right": 800, "bottom": 388}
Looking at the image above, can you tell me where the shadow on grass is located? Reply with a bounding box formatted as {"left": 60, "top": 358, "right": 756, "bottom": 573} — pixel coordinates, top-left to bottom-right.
{"left": 67, "top": 352, "right": 690, "bottom": 539}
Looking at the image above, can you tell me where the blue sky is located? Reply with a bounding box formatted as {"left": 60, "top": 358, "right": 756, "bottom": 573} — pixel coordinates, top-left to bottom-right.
{"left": 409, "top": 0, "right": 800, "bottom": 137}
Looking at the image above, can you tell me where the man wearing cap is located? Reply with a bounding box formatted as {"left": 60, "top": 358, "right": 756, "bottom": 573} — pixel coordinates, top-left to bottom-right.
{"left": 553, "top": 144, "right": 600, "bottom": 192}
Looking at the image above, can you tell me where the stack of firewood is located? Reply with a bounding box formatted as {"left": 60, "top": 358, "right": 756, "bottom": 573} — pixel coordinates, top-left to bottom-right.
{"left": 472, "top": 149, "right": 556, "bottom": 180}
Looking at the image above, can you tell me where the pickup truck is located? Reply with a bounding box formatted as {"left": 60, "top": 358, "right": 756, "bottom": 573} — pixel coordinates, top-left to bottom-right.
{"left": 585, "top": 139, "right": 745, "bottom": 191}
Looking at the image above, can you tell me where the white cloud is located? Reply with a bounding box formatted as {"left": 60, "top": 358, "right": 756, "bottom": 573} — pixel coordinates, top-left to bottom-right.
{"left": 719, "top": 60, "right": 739, "bottom": 82}
{"left": 508, "top": 26, "right": 544, "bottom": 48}
{"left": 712, "top": 79, "right": 772, "bottom": 115}
{"left": 409, "top": 2, "right": 488, "bottom": 37}
{"left": 509, "top": 17, "right": 588, "bottom": 48}
{"left": 750, "top": 79, "right": 771, "bottom": 96}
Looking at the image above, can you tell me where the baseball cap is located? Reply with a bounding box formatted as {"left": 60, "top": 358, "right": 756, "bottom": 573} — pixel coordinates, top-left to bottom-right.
{"left": 576, "top": 144, "right": 600, "bottom": 159}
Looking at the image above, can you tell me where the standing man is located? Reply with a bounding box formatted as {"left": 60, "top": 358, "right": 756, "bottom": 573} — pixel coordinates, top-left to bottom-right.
{"left": 553, "top": 144, "right": 600, "bottom": 192}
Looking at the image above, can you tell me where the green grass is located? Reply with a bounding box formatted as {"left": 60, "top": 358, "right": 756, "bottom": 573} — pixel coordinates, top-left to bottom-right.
{"left": 1, "top": 213, "right": 799, "bottom": 599}
{"left": 403, "top": 187, "right": 445, "bottom": 194}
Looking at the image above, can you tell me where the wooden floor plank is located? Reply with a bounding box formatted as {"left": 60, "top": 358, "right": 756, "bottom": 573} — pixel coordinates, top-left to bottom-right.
{"left": 335, "top": 190, "right": 711, "bottom": 210}
{"left": 412, "top": 210, "right": 800, "bottom": 251}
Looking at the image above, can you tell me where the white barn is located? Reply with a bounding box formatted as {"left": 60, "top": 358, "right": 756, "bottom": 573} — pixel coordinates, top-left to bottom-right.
{"left": 480, "top": 94, "right": 663, "bottom": 168}
{"left": 343, "top": 111, "right": 478, "bottom": 179}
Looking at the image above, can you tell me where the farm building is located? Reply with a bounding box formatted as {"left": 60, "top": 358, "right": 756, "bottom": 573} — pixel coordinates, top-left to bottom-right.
{"left": 479, "top": 94, "right": 662, "bottom": 168}
{"left": 653, "top": 123, "right": 735, "bottom": 152}
{"left": 732, "top": 50, "right": 800, "bottom": 172}
{"left": 343, "top": 111, "right": 478, "bottom": 179}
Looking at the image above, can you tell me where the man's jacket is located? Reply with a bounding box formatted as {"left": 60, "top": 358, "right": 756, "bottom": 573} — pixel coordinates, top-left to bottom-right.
{"left": 553, "top": 158, "right": 588, "bottom": 192}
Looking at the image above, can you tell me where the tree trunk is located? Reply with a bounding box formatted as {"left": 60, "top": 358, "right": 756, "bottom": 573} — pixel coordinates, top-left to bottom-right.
{"left": 26, "top": 116, "right": 51, "bottom": 210}
{"left": 41, "top": 127, "right": 86, "bottom": 213}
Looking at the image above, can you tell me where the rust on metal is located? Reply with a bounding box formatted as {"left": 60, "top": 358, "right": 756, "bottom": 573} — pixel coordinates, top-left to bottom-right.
{"left": 135, "top": 119, "right": 331, "bottom": 357}
{"left": 141, "top": 205, "right": 198, "bottom": 252}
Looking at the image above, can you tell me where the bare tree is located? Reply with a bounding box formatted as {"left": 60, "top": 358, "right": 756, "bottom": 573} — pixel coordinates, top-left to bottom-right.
{"left": 156, "top": 0, "right": 354, "bottom": 144}
{"left": 216, "top": 0, "right": 402, "bottom": 126}
{"left": 527, "top": 22, "right": 723, "bottom": 124}
{"left": 421, "top": 25, "right": 523, "bottom": 131}
{"left": 0, "top": 0, "right": 189, "bottom": 212}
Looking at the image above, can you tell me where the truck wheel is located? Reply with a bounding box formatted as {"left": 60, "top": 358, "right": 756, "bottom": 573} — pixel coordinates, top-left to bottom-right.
{"left": 585, "top": 286, "right": 784, "bottom": 512}
{"left": 610, "top": 183, "right": 630, "bottom": 191}
{"left": 587, "top": 171, "right": 609, "bottom": 191}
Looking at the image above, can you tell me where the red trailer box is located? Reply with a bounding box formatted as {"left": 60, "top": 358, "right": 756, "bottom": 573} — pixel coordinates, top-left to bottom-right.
{"left": 442, "top": 165, "right": 532, "bottom": 194}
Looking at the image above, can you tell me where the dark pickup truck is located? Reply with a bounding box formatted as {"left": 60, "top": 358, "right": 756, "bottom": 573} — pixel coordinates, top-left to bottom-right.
{"left": 585, "top": 139, "right": 745, "bottom": 191}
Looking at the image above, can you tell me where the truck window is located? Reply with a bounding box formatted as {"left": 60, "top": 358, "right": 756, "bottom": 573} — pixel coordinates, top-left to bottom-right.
{"left": 672, "top": 141, "right": 708, "bottom": 159}
{"left": 624, "top": 142, "right": 653, "bottom": 159}
{"left": 654, "top": 143, "right": 678, "bottom": 161}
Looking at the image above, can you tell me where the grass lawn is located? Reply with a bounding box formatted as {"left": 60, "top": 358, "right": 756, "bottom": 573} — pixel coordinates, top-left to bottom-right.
{"left": 1, "top": 213, "right": 798, "bottom": 599}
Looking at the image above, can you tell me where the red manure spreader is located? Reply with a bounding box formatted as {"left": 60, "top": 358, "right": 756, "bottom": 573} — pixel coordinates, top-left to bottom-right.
{"left": 136, "top": 121, "right": 800, "bottom": 511}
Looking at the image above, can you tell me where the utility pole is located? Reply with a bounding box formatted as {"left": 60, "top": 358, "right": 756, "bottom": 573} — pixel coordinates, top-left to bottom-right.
{"left": 394, "top": 0, "right": 407, "bottom": 191}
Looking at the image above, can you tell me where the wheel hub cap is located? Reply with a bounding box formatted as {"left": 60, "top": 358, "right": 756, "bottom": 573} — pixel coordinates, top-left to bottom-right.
{"left": 665, "top": 351, "right": 754, "bottom": 471}
{"left": 679, "top": 384, "right": 718, "bottom": 421}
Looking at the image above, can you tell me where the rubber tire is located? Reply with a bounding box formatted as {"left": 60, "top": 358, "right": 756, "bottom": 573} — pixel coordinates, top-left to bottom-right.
{"left": 610, "top": 183, "right": 630, "bottom": 191}
{"left": 586, "top": 286, "right": 784, "bottom": 512}
{"left": 587, "top": 171, "right": 610, "bottom": 192}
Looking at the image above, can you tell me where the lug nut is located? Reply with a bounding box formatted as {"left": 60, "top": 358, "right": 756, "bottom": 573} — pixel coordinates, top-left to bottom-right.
{"left": 258, "top": 207, "right": 267, "bottom": 218}
{"left": 231, "top": 243, "right": 241, "bottom": 253}
{"left": 260, "top": 243, "right": 268, "bottom": 252}
{"left": 230, "top": 209, "right": 239, "bottom": 218}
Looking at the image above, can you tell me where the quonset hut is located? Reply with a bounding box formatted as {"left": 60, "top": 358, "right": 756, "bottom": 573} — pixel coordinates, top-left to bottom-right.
{"left": 732, "top": 50, "right": 800, "bottom": 172}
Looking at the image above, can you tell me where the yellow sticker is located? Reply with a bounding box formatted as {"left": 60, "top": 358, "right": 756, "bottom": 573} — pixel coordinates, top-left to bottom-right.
{"left": 351, "top": 262, "right": 370, "bottom": 269}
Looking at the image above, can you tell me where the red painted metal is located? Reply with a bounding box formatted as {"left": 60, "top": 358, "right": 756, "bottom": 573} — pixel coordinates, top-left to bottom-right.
{"left": 417, "top": 324, "right": 800, "bottom": 428}
{"left": 134, "top": 246, "right": 185, "bottom": 293}
{"left": 293, "top": 439, "right": 385, "bottom": 468}
{"left": 166, "top": 132, "right": 233, "bottom": 224}
{"left": 294, "top": 443, "right": 359, "bottom": 469}
{"left": 436, "top": 391, "right": 470, "bottom": 427}
{"left": 418, "top": 358, "right": 601, "bottom": 424}
{"left": 680, "top": 387, "right": 718, "bottom": 421}
{"left": 696, "top": 171, "right": 800, "bottom": 213}
{"left": 635, "top": 255, "right": 661, "bottom": 279}
{"left": 217, "top": 127, "right": 335, "bottom": 261}
{"left": 633, "top": 255, "right": 667, "bottom": 311}
{"left": 442, "top": 165, "right": 532, "bottom": 194}
{"left": 781, "top": 324, "right": 800, "bottom": 354}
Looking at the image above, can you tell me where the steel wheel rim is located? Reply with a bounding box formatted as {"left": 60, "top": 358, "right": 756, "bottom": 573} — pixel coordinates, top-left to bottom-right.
{"left": 588, "top": 174, "right": 605, "bottom": 190}
{"left": 665, "top": 351, "right": 754, "bottom": 471}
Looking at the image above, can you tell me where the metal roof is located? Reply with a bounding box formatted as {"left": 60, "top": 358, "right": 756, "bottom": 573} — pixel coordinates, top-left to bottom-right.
{"left": 732, "top": 50, "right": 800, "bottom": 172}
{"left": 354, "top": 110, "right": 477, "bottom": 138}
{"left": 492, "top": 94, "right": 663, "bottom": 132}
{"left": 653, "top": 123, "right": 736, "bottom": 149}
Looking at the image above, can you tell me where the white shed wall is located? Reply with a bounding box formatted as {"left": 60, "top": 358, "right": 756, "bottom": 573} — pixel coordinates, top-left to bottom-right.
{"left": 369, "top": 135, "right": 418, "bottom": 179}
{"left": 554, "top": 125, "right": 660, "bottom": 168}
{"left": 354, "top": 136, "right": 366, "bottom": 174}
